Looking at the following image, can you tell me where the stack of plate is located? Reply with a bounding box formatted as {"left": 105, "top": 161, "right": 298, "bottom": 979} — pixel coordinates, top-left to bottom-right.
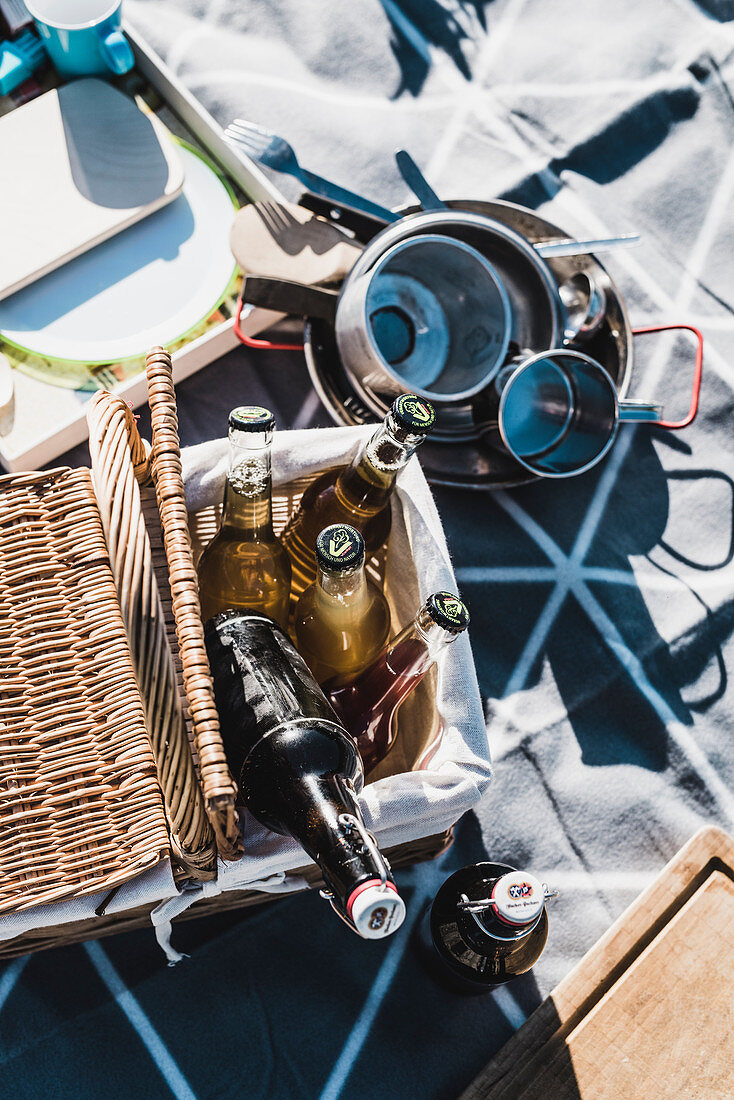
{"left": 0, "top": 80, "right": 238, "bottom": 387}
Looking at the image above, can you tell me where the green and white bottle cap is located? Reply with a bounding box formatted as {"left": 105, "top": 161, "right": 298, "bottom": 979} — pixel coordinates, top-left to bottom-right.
{"left": 426, "top": 592, "right": 469, "bottom": 633}
{"left": 491, "top": 871, "right": 546, "bottom": 926}
{"left": 315, "top": 524, "right": 365, "bottom": 571}
{"left": 228, "top": 405, "right": 275, "bottom": 432}
{"left": 391, "top": 394, "right": 436, "bottom": 434}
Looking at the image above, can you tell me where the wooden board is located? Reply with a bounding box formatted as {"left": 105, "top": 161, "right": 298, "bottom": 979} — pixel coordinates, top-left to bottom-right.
{"left": 0, "top": 78, "right": 184, "bottom": 301}
{"left": 462, "top": 827, "right": 734, "bottom": 1099}
{"left": 230, "top": 200, "right": 362, "bottom": 286}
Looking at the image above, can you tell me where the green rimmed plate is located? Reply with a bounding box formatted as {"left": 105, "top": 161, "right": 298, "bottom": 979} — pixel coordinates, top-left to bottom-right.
{"left": 0, "top": 142, "right": 239, "bottom": 389}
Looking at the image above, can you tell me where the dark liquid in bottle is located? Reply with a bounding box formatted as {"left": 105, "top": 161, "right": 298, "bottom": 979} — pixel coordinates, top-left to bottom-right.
{"left": 205, "top": 609, "right": 336, "bottom": 784}
{"left": 415, "top": 862, "right": 549, "bottom": 994}
{"left": 204, "top": 610, "right": 402, "bottom": 923}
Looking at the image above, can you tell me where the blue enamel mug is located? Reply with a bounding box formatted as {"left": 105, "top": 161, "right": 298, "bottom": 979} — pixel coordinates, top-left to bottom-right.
{"left": 26, "top": 0, "right": 134, "bottom": 77}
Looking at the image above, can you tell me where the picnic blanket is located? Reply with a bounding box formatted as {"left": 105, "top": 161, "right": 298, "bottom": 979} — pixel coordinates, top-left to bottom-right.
{"left": 4, "top": 1, "right": 734, "bottom": 1097}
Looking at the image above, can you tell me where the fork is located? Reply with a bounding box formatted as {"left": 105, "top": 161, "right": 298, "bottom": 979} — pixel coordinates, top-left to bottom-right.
{"left": 224, "top": 119, "right": 398, "bottom": 224}
{"left": 89, "top": 364, "right": 122, "bottom": 390}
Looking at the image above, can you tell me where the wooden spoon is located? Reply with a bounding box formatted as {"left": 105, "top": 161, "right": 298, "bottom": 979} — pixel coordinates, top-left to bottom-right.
{"left": 229, "top": 201, "right": 363, "bottom": 286}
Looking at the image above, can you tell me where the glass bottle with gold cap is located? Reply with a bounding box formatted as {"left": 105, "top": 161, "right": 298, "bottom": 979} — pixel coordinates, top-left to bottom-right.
{"left": 197, "top": 406, "right": 291, "bottom": 628}
{"left": 328, "top": 591, "right": 469, "bottom": 774}
{"left": 293, "top": 524, "right": 391, "bottom": 687}
{"left": 281, "top": 394, "right": 436, "bottom": 600}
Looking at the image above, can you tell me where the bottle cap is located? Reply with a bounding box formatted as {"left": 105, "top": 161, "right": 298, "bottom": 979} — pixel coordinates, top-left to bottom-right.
{"left": 315, "top": 524, "right": 365, "bottom": 572}
{"left": 347, "top": 880, "right": 406, "bottom": 939}
{"left": 491, "top": 871, "right": 546, "bottom": 926}
{"left": 426, "top": 592, "right": 470, "bottom": 633}
{"left": 390, "top": 394, "right": 436, "bottom": 435}
{"left": 228, "top": 405, "right": 275, "bottom": 432}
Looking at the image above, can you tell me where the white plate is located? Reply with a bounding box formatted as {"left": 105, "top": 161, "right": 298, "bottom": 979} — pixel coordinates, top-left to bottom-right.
{"left": 0, "top": 144, "right": 237, "bottom": 364}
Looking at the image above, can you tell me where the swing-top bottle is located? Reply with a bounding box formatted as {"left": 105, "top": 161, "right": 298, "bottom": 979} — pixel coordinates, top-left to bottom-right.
{"left": 416, "top": 863, "right": 555, "bottom": 993}
{"left": 205, "top": 608, "right": 406, "bottom": 938}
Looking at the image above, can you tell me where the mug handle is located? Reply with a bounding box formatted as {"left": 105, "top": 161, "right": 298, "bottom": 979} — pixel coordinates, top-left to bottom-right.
{"left": 617, "top": 399, "right": 662, "bottom": 422}
{"left": 99, "top": 29, "right": 135, "bottom": 75}
{"left": 627, "top": 323, "right": 704, "bottom": 430}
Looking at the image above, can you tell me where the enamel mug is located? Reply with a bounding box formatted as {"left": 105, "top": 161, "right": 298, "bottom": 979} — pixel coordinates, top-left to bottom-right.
{"left": 26, "top": 0, "right": 134, "bottom": 77}
{"left": 491, "top": 326, "right": 703, "bottom": 478}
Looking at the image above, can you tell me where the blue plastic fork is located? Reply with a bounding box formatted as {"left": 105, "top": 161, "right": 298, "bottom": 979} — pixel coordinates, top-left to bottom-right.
{"left": 224, "top": 118, "right": 399, "bottom": 224}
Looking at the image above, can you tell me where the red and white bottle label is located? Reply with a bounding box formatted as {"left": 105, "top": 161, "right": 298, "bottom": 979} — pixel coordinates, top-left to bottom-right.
{"left": 491, "top": 871, "right": 545, "bottom": 926}
{"left": 348, "top": 879, "right": 406, "bottom": 939}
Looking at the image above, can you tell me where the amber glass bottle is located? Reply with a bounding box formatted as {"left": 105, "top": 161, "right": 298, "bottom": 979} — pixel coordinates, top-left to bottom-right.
{"left": 197, "top": 406, "right": 291, "bottom": 628}
{"left": 328, "top": 592, "right": 469, "bottom": 774}
{"left": 294, "top": 524, "right": 391, "bottom": 687}
{"left": 416, "top": 863, "right": 553, "bottom": 993}
{"left": 281, "top": 394, "right": 436, "bottom": 599}
{"left": 205, "top": 609, "right": 406, "bottom": 938}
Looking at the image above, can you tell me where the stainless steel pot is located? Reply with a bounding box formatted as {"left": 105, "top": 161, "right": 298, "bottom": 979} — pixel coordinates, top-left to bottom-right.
{"left": 302, "top": 199, "right": 635, "bottom": 488}
{"left": 335, "top": 233, "right": 513, "bottom": 403}
{"left": 334, "top": 208, "right": 565, "bottom": 423}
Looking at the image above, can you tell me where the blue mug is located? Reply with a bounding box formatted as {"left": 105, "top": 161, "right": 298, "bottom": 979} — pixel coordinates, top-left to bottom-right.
{"left": 26, "top": 0, "right": 134, "bottom": 78}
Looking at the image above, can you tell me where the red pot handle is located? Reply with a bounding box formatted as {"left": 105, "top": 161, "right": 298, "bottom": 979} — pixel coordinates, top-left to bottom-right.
{"left": 631, "top": 323, "right": 703, "bottom": 430}
{"left": 233, "top": 295, "right": 304, "bottom": 352}
{"left": 232, "top": 306, "right": 705, "bottom": 428}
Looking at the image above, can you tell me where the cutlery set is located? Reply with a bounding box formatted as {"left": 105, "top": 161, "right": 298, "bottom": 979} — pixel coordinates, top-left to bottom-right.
{"left": 226, "top": 121, "right": 641, "bottom": 260}
{"left": 224, "top": 118, "right": 396, "bottom": 223}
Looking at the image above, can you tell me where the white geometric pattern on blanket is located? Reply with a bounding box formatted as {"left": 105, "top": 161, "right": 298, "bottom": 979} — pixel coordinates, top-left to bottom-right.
{"left": 456, "top": 138, "right": 734, "bottom": 831}
{"left": 4, "top": 2, "right": 733, "bottom": 1097}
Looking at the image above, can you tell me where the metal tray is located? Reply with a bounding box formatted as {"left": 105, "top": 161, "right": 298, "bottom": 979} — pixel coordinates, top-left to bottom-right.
{"left": 305, "top": 199, "right": 633, "bottom": 490}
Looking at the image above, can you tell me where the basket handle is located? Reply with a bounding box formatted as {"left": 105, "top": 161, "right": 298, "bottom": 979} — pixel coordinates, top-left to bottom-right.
{"left": 86, "top": 394, "right": 152, "bottom": 484}
{"left": 86, "top": 387, "right": 236, "bottom": 874}
{"left": 145, "top": 348, "right": 242, "bottom": 858}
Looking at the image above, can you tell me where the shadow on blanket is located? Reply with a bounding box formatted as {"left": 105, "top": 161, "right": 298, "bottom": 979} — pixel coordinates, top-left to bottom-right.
{"left": 455, "top": 430, "right": 734, "bottom": 778}
{"left": 384, "top": 0, "right": 499, "bottom": 98}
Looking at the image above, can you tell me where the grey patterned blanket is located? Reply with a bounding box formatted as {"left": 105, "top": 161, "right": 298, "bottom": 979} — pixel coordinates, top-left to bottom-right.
{"left": 7, "top": 2, "right": 733, "bottom": 1097}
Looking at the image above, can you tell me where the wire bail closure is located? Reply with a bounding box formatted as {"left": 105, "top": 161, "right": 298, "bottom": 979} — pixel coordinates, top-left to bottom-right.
{"left": 456, "top": 884, "right": 558, "bottom": 914}
{"left": 318, "top": 814, "right": 392, "bottom": 934}
{"left": 338, "top": 813, "right": 389, "bottom": 888}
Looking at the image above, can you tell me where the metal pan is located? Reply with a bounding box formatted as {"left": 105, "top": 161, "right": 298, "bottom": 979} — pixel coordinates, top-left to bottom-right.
{"left": 329, "top": 206, "right": 565, "bottom": 441}
{"left": 304, "top": 199, "right": 633, "bottom": 489}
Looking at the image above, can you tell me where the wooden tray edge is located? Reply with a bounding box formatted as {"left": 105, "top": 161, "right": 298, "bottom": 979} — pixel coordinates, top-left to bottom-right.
{"left": 461, "top": 826, "right": 734, "bottom": 1098}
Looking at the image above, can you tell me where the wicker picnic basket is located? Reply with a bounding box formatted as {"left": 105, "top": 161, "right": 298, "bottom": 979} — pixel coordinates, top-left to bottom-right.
{"left": 0, "top": 348, "right": 453, "bottom": 959}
